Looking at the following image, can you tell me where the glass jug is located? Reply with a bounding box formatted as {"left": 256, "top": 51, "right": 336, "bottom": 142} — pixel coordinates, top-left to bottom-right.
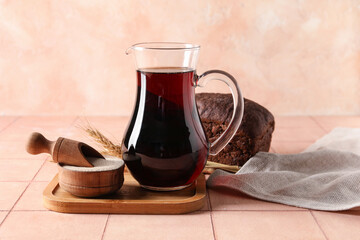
{"left": 122, "top": 42, "right": 244, "bottom": 191}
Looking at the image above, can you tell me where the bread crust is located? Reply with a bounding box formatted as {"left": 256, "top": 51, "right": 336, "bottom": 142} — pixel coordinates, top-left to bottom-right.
{"left": 196, "top": 93, "right": 275, "bottom": 166}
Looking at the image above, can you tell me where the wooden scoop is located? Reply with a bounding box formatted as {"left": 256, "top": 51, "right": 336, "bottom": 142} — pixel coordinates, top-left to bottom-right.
{"left": 26, "top": 132, "right": 103, "bottom": 167}
{"left": 26, "top": 132, "right": 124, "bottom": 197}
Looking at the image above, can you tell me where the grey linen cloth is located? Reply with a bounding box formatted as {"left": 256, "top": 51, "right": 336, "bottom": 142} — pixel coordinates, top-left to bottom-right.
{"left": 207, "top": 128, "right": 360, "bottom": 211}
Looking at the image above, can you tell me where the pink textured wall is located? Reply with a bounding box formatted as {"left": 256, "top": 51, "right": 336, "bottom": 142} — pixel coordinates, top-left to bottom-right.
{"left": 0, "top": 0, "right": 359, "bottom": 116}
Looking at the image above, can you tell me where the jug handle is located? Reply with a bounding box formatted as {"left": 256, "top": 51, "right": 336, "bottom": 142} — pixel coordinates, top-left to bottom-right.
{"left": 195, "top": 70, "right": 244, "bottom": 156}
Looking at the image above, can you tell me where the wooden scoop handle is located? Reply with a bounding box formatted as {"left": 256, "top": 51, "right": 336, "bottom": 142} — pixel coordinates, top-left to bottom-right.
{"left": 27, "top": 132, "right": 96, "bottom": 167}
{"left": 26, "top": 132, "right": 56, "bottom": 155}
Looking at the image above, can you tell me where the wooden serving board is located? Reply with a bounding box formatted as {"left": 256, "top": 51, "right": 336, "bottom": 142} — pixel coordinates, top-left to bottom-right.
{"left": 43, "top": 172, "right": 206, "bottom": 214}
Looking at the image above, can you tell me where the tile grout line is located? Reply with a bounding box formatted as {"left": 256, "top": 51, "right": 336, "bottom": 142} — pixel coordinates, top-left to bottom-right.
{"left": 0, "top": 116, "right": 21, "bottom": 134}
{"left": 11, "top": 210, "right": 48, "bottom": 212}
{"left": 70, "top": 116, "right": 80, "bottom": 127}
{"left": 101, "top": 214, "right": 110, "bottom": 240}
{"left": 0, "top": 181, "right": 31, "bottom": 228}
{"left": 209, "top": 211, "right": 217, "bottom": 240}
{"left": 310, "top": 211, "right": 329, "bottom": 240}
{"left": 207, "top": 189, "right": 217, "bottom": 240}
{"left": 0, "top": 158, "right": 49, "bottom": 160}
{"left": 0, "top": 181, "right": 43, "bottom": 182}
{"left": 0, "top": 116, "right": 95, "bottom": 227}
{"left": 1, "top": 116, "right": 55, "bottom": 225}
{"left": 309, "top": 116, "right": 328, "bottom": 133}
{"left": 30, "top": 157, "right": 49, "bottom": 183}
{"left": 0, "top": 156, "right": 47, "bottom": 227}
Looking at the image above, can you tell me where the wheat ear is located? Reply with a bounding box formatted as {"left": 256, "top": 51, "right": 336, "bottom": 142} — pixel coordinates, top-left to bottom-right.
{"left": 83, "top": 126, "right": 123, "bottom": 158}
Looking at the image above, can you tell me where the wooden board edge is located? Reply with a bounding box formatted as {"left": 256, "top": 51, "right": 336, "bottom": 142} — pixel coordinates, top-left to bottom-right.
{"left": 43, "top": 174, "right": 207, "bottom": 214}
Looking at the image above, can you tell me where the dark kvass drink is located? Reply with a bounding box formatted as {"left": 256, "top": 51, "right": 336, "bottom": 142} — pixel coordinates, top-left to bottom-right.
{"left": 122, "top": 67, "right": 209, "bottom": 189}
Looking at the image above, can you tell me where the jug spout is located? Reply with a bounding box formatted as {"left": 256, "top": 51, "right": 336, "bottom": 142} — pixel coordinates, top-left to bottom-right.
{"left": 125, "top": 46, "right": 133, "bottom": 55}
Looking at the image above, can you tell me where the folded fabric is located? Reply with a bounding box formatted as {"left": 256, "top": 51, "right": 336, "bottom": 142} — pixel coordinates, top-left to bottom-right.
{"left": 207, "top": 128, "right": 360, "bottom": 211}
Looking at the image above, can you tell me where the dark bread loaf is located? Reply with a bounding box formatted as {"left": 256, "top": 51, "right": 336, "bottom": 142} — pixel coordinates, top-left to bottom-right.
{"left": 196, "top": 93, "right": 275, "bottom": 166}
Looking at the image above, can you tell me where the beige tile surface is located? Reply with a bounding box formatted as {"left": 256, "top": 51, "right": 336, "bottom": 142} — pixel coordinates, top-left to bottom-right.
{"left": 0, "top": 116, "right": 359, "bottom": 240}
{"left": 271, "top": 141, "right": 313, "bottom": 154}
{"left": 0, "top": 182, "right": 28, "bottom": 210}
{"left": 73, "top": 116, "right": 130, "bottom": 130}
{"left": 14, "top": 182, "right": 48, "bottom": 211}
{"left": 274, "top": 116, "right": 319, "bottom": 128}
{"left": 0, "top": 141, "right": 48, "bottom": 160}
{"left": 10, "top": 116, "right": 77, "bottom": 128}
{"left": 0, "top": 116, "right": 76, "bottom": 141}
{"left": 313, "top": 116, "right": 360, "bottom": 131}
{"left": 33, "top": 161, "right": 58, "bottom": 182}
{"left": 103, "top": 212, "right": 214, "bottom": 240}
{"left": 272, "top": 127, "right": 326, "bottom": 142}
{"left": 0, "top": 159, "right": 44, "bottom": 181}
{"left": 312, "top": 211, "right": 360, "bottom": 240}
{"left": 0, "top": 211, "right": 108, "bottom": 240}
{"left": 212, "top": 211, "right": 326, "bottom": 240}
{"left": 209, "top": 189, "right": 305, "bottom": 211}
{"left": 0, "top": 117, "right": 17, "bottom": 131}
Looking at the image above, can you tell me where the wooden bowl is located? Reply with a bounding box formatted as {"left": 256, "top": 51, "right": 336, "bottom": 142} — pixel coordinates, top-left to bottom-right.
{"left": 57, "top": 158, "right": 125, "bottom": 198}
